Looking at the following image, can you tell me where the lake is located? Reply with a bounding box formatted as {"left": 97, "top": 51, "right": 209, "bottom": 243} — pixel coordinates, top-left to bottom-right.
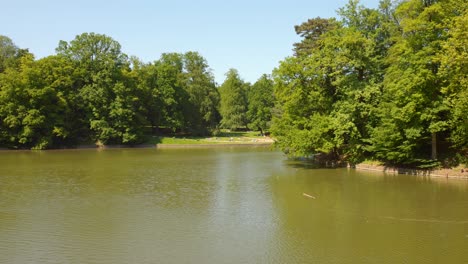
{"left": 0, "top": 148, "right": 467, "bottom": 263}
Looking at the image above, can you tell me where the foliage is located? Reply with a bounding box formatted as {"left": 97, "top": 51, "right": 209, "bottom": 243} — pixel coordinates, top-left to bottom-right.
{"left": 0, "top": 34, "right": 224, "bottom": 148}
{"left": 272, "top": 0, "right": 467, "bottom": 167}
{"left": 219, "top": 69, "right": 249, "bottom": 130}
{"left": 149, "top": 130, "right": 265, "bottom": 145}
{"left": 366, "top": 0, "right": 463, "bottom": 166}
{"left": 181, "top": 51, "right": 220, "bottom": 135}
{"left": 1, "top": 0, "right": 466, "bottom": 167}
{"left": 56, "top": 33, "right": 145, "bottom": 144}
{"left": 438, "top": 7, "right": 468, "bottom": 158}
{"left": 247, "top": 74, "right": 274, "bottom": 134}
{"left": 273, "top": 0, "right": 393, "bottom": 164}
{"left": 0, "top": 54, "right": 78, "bottom": 149}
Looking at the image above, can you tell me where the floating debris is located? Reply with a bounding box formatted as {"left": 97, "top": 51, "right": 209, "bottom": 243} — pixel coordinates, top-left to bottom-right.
{"left": 303, "top": 193, "right": 316, "bottom": 199}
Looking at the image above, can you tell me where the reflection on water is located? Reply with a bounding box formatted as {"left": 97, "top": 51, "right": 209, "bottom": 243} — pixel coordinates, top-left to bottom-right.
{"left": 0, "top": 148, "right": 467, "bottom": 263}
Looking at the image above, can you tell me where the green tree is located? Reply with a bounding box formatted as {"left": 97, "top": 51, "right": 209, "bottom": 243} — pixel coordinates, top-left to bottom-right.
{"left": 0, "top": 54, "right": 77, "bottom": 149}
{"left": 56, "top": 33, "right": 143, "bottom": 144}
{"left": 247, "top": 74, "right": 274, "bottom": 135}
{"left": 438, "top": 3, "right": 468, "bottom": 164}
{"left": 0, "top": 35, "right": 31, "bottom": 73}
{"left": 152, "top": 53, "right": 187, "bottom": 132}
{"left": 272, "top": 0, "right": 396, "bottom": 164}
{"left": 367, "top": 0, "right": 463, "bottom": 166}
{"left": 293, "top": 17, "right": 339, "bottom": 57}
{"left": 181, "top": 52, "right": 220, "bottom": 135}
{"left": 219, "top": 69, "right": 248, "bottom": 130}
{"left": 128, "top": 57, "right": 162, "bottom": 133}
{"left": 0, "top": 36, "right": 19, "bottom": 73}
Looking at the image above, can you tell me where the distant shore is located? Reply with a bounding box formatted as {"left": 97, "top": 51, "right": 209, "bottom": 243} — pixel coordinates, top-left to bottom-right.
{"left": 155, "top": 142, "right": 273, "bottom": 148}
{"left": 89, "top": 141, "right": 274, "bottom": 149}
{"left": 0, "top": 141, "right": 274, "bottom": 151}
{"left": 353, "top": 163, "right": 468, "bottom": 179}
{"left": 0, "top": 131, "right": 275, "bottom": 151}
{"left": 3, "top": 143, "right": 466, "bottom": 180}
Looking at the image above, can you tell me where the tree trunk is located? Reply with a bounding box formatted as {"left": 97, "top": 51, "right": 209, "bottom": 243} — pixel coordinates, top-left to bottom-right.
{"left": 431, "top": 132, "right": 437, "bottom": 160}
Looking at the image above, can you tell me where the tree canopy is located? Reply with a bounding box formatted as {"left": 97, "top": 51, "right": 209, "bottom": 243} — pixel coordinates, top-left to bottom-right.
{"left": 272, "top": 0, "right": 468, "bottom": 167}
{"left": 219, "top": 69, "right": 249, "bottom": 130}
{"left": 0, "top": 0, "right": 466, "bottom": 168}
{"left": 247, "top": 74, "right": 274, "bottom": 135}
{"left": 0, "top": 33, "right": 224, "bottom": 148}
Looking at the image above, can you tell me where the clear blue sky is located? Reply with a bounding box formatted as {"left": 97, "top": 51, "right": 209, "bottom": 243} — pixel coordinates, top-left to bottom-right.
{"left": 1, "top": 0, "right": 379, "bottom": 84}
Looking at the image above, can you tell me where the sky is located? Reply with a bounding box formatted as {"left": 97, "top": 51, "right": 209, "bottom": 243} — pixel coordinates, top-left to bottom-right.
{"left": 1, "top": 0, "right": 380, "bottom": 84}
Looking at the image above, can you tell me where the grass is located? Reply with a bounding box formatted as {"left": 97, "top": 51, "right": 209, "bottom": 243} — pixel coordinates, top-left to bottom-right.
{"left": 144, "top": 131, "right": 272, "bottom": 145}
{"left": 361, "top": 159, "right": 384, "bottom": 166}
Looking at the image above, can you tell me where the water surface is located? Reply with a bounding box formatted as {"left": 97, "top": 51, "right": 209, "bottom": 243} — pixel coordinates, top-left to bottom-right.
{"left": 0, "top": 148, "right": 467, "bottom": 263}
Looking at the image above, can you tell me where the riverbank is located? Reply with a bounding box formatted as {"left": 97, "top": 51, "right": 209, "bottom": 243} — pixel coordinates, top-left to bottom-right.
{"left": 0, "top": 131, "right": 275, "bottom": 151}
{"left": 99, "top": 132, "right": 275, "bottom": 149}
{"left": 155, "top": 142, "right": 272, "bottom": 148}
{"left": 353, "top": 163, "right": 468, "bottom": 179}
{"left": 145, "top": 131, "right": 274, "bottom": 145}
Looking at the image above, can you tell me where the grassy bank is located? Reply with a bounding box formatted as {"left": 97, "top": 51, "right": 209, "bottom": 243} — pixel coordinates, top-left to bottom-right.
{"left": 0, "top": 131, "right": 275, "bottom": 150}
{"left": 144, "top": 131, "right": 274, "bottom": 145}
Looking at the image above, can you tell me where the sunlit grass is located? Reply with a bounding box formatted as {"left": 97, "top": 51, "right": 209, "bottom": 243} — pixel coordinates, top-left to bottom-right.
{"left": 145, "top": 131, "right": 271, "bottom": 145}
{"left": 361, "top": 159, "right": 384, "bottom": 166}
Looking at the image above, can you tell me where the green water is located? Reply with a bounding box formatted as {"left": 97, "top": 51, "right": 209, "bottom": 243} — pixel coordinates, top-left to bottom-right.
{"left": 0, "top": 148, "right": 467, "bottom": 263}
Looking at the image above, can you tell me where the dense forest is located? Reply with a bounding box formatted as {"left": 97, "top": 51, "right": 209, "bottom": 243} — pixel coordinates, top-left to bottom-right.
{"left": 272, "top": 0, "right": 467, "bottom": 168}
{"left": 0, "top": 0, "right": 466, "bottom": 168}
{"left": 0, "top": 33, "right": 274, "bottom": 149}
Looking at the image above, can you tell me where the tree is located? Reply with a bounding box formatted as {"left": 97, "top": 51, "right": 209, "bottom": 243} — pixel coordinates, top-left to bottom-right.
{"left": 366, "top": 0, "right": 462, "bottom": 166}
{"left": 293, "top": 18, "right": 339, "bottom": 57}
{"left": 247, "top": 74, "right": 274, "bottom": 135}
{"left": 0, "top": 36, "right": 19, "bottom": 73}
{"left": 56, "top": 32, "right": 127, "bottom": 76}
{"left": 128, "top": 57, "right": 161, "bottom": 133}
{"left": 438, "top": 3, "right": 468, "bottom": 164}
{"left": 0, "top": 35, "right": 31, "bottom": 73}
{"left": 219, "top": 69, "right": 248, "bottom": 130}
{"left": 272, "top": 0, "right": 394, "bottom": 164}
{"left": 152, "top": 53, "right": 187, "bottom": 132}
{"left": 0, "top": 54, "right": 77, "bottom": 149}
{"left": 56, "top": 32, "right": 144, "bottom": 144}
{"left": 181, "top": 52, "right": 220, "bottom": 135}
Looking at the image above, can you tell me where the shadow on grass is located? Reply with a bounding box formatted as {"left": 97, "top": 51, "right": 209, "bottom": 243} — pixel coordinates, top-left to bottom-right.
{"left": 285, "top": 158, "right": 348, "bottom": 170}
{"left": 143, "top": 135, "right": 162, "bottom": 145}
{"left": 217, "top": 131, "right": 262, "bottom": 138}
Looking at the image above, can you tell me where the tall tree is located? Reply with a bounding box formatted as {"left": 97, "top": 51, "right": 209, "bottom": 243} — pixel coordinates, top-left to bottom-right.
{"left": 56, "top": 33, "right": 143, "bottom": 144}
{"left": 128, "top": 57, "right": 162, "bottom": 133}
{"left": 0, "top": 54, "right": 77, "bottom": 149}
{"left": 0, "top": 36, "right": 19, "bottom": 73}
{"left": 293, "top": 17, "right": 339, "bottom": 57}
{"left": 219, "top": 69, "right": 248, "bottom": 130}
{"left": 247, "top": 74, "right": 274, "bottom": 135}
{"left": 272, "top": 0, "right": 395, "bottom": 163}
{"left": 181, "top": 52, "right": 220, "bottom": 135}
{"left": 152, "top": 53, "right": 187, "bottom": 132}
{"left": 0, "top": 35, "right": 30, "bottom": 73}
{"left": 438, "top": 1, "right": 468, "bottom": 164}
{"left": 367, "top": 0, "right": 462, "bottom": 166}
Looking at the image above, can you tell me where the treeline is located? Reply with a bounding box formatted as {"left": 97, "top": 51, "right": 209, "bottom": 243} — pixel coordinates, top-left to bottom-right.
{"left": 0, "top": 34, "right": 274, "bottom": 149}
{"left": 1, "top": 0, "right": 467, "bottom": 168}
{"left": 272, "top": 0, "right": 467, "bottom": 167}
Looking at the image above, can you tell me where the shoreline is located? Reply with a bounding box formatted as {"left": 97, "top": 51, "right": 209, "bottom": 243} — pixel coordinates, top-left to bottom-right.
{"left": 353, "top": 163, "right": 468, "bottom": 180}
{"left": 0, "top": 142, "right": 274, "bottom": 151}
{"left": 2, "top": 145, "right": 466, "bottom": 180}
{"left": 155, "top": 142, "right": 273, "bottom": 148}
